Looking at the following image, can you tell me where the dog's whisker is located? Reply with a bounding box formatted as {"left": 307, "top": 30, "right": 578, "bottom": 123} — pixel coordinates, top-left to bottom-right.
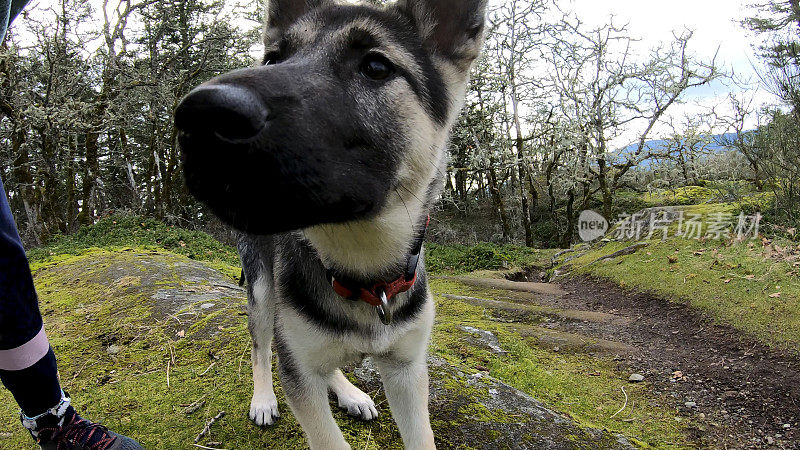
{"left": 396, "top": 182, "right": 425, "bottom": 206}
{"left": 394, "top": 187, "right": 414, "bottom": 228}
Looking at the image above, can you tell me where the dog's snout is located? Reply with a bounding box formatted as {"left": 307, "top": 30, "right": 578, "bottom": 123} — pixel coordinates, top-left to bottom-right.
{"left": 175, "top": 84, "right": 268, "bottom": 142}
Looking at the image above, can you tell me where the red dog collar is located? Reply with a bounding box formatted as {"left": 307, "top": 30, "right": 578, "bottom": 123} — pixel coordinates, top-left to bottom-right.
{"left": 326, "top": 215, "right": 430, "bottom": 325}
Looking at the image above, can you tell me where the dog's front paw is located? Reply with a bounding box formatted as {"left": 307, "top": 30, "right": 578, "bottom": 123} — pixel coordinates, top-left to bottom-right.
{"left": 249, "top": 393, "right": 280, "bottom": 426}
{"left": 336, "top": 389, "right": 379, "bottom": 421}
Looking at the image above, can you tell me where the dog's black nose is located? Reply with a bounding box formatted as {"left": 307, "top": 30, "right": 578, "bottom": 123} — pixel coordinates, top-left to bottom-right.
{"left": 175, "top": 84, "right": 268, "bottom": 142}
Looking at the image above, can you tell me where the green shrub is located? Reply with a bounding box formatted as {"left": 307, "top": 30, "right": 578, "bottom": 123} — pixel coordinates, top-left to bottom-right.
{"left": 640, "top": 185, "right": 715, "bottom": 207}
{"left": 425, "top": 242, "right": 553, "bottom": 274}
{"left": 737, "top": 192, "right": 775, "bottom": 217}
{"left": 27, "top": 215, "right": 239, "bottom": 267}
{"left": 614, "top": 190, "right": 650, "bottom": 214}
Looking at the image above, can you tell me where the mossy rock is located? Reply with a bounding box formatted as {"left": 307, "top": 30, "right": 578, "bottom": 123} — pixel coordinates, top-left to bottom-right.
{"left": 0, "top": 250, "right": 631, "bottom": 449}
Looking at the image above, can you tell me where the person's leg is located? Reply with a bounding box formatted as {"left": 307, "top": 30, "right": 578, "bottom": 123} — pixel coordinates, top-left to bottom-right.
{"left": 0, "top": 0, "right": 26, "bottom": 43}
{"left": 0, "top": 173, "right": 63, "bottom": 419}
{"left": 0, "top": 1, "right": 10, "bottom": 43}
{"left": 1, "top": 181, "right": 145, "bottom": 450}
{"left": 0, "top": 0, "right": 63, "bottom": 416}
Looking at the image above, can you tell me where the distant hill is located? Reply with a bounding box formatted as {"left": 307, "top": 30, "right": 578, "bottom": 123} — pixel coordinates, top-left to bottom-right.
{"left": 612, "top": 132, "right": 746, "bottom": 166}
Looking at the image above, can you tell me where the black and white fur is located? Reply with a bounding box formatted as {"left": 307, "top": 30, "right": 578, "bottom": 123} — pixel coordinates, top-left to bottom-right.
{"left": 175, "top": 1, "right": 487, "bottom": 448}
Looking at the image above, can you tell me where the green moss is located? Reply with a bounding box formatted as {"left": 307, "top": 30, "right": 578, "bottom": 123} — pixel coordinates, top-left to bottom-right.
{"left": 457, "top": 402, "right": 510, "bottom": 423}
{"left": 641, "top": 185, "right": 716, "bottom": 207}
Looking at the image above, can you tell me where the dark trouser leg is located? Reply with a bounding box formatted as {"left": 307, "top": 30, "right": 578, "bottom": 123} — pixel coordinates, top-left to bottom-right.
{"left": 0, "top": 175, "right": 62, "bottom": 416}
{"left": 0, "top": 0, "right": 28, "bottom": 42}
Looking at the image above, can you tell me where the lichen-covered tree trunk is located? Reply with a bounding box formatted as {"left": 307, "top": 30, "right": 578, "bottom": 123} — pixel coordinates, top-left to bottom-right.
{"left": 488, "top": 158, "right": 511, "bottom": 241}
{"left": 65, "top": 135, "right": 79, "bottom": 233}
{"left": 562, "top": 189, "right": 576, "bottom": 248}
{"left": 511, "top": 83, "right": 533, "bottom": 247}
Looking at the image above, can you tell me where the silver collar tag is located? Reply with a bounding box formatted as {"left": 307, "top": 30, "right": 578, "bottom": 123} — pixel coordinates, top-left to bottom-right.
{"left": 376, "top": 289, "right": 392, "bottom": 325}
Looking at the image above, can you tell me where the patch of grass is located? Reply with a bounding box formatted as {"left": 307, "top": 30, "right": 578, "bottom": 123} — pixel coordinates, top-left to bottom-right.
{"left": 614, "top": 185, "right": 716, "bottom": 215}
{"left": 27, "top": 215, "right": 239, "bottom": 269}
{"left": 426, "top": 242, "right": 558, "bottom": 275}
{"left": 617, "top": 183, "right": 766, "bottom": 213}
{"left": 564, "top": 203, "right": 800, "bottom": 352}
{"left": 641, "top": 185, "right": 716, "bottom": 207}
{"left": 430, "top": 279, "right": 692, "bottom": 448}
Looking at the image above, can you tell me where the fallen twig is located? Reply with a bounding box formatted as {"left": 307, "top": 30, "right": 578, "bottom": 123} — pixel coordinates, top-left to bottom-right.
{"left": 237, "top": 343, "right": 249, "bottom": 380}
{"left": 609, "top": 386, "right": 628, "bottom": 419}
{"left": 167, "top": 313, "right": 182, "bottom": 325}
{"left": 183, "top": 396, "right": 206, "bottom": 415}
{"left": 71, "top": 359, "right": 91, "bottom": 381}
{"left": 363, "top": 428, "right": 372, "bottom": 450}
{"left": 195, "top": 411, "right": 226, "bottom": 443}
{"left": 168, "top": 340, "right": 176, "bottom": 365}
{"left": 199, "top": 362, "right": 216, "bottom": 377}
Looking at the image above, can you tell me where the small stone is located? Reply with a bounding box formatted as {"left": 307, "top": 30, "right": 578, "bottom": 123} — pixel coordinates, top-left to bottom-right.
{"left": 200, "top": 303, "right": 215, "bottom": 309}
{"left": 698, "top": 413, "right": 706, "bottom": 419}
{"left": 766, "top": 436, "right": 775, "bottom": 445}
{"left": 628, "top": 374, "right": 645, "bottom": 382}
{"left": 685, "top": 401, "right": 697, "bottom": 409}
{"left": 783, "top": 423, "right": 791, "bottom": 429}
{"left": 106, "top": 344, "right": 121, "bottom": 355}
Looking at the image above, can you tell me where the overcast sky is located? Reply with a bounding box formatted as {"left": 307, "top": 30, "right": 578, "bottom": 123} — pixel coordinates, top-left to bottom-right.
{"left": 566, "top": 0, "right": 757, "bottom": 76}
{"left": 560, "top": 0, "right": 777, "bottom": 137}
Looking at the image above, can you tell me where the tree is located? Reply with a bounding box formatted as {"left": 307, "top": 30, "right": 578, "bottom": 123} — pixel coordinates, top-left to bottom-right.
{"left": 487, "top": 0, "right": 551, "bottom": 247}
{"left": 547, "top": 18, "right": 719, "bottom": 222}
{"left": 0, "top": 0, "right": 260, "bottom": 244}
{"left": 743, "top": 1, "right": 800, "bottom": 226}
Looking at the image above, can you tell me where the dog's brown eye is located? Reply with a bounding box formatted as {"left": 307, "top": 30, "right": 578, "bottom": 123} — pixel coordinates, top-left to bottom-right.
{"left": 360, "top": 54, "right": 394, "bottom": 81}
{"left": 264, "top": 51, "right": 281, "bottom": 65}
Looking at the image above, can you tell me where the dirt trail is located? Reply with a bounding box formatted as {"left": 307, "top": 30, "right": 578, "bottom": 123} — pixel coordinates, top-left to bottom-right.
{"left": 440, "top": 275, "right": 800, "bottom": 449}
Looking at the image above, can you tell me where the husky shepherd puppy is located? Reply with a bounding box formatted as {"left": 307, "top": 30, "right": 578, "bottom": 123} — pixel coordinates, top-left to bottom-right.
{"left": 175, "top": 1, "right": 487, "bottom": 448}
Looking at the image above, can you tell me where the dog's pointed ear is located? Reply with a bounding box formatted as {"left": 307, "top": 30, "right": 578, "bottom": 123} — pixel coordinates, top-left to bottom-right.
{"left": 399, "top": 0, "right": 488, "bottom": 67}
{"left": 264, "top": 0, "right": 330, "bottom": 42}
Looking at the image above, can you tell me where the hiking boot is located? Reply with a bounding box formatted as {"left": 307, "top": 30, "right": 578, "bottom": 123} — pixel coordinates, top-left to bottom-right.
{"left": 21, "top": 392, "right": 144, "bottom": 450}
